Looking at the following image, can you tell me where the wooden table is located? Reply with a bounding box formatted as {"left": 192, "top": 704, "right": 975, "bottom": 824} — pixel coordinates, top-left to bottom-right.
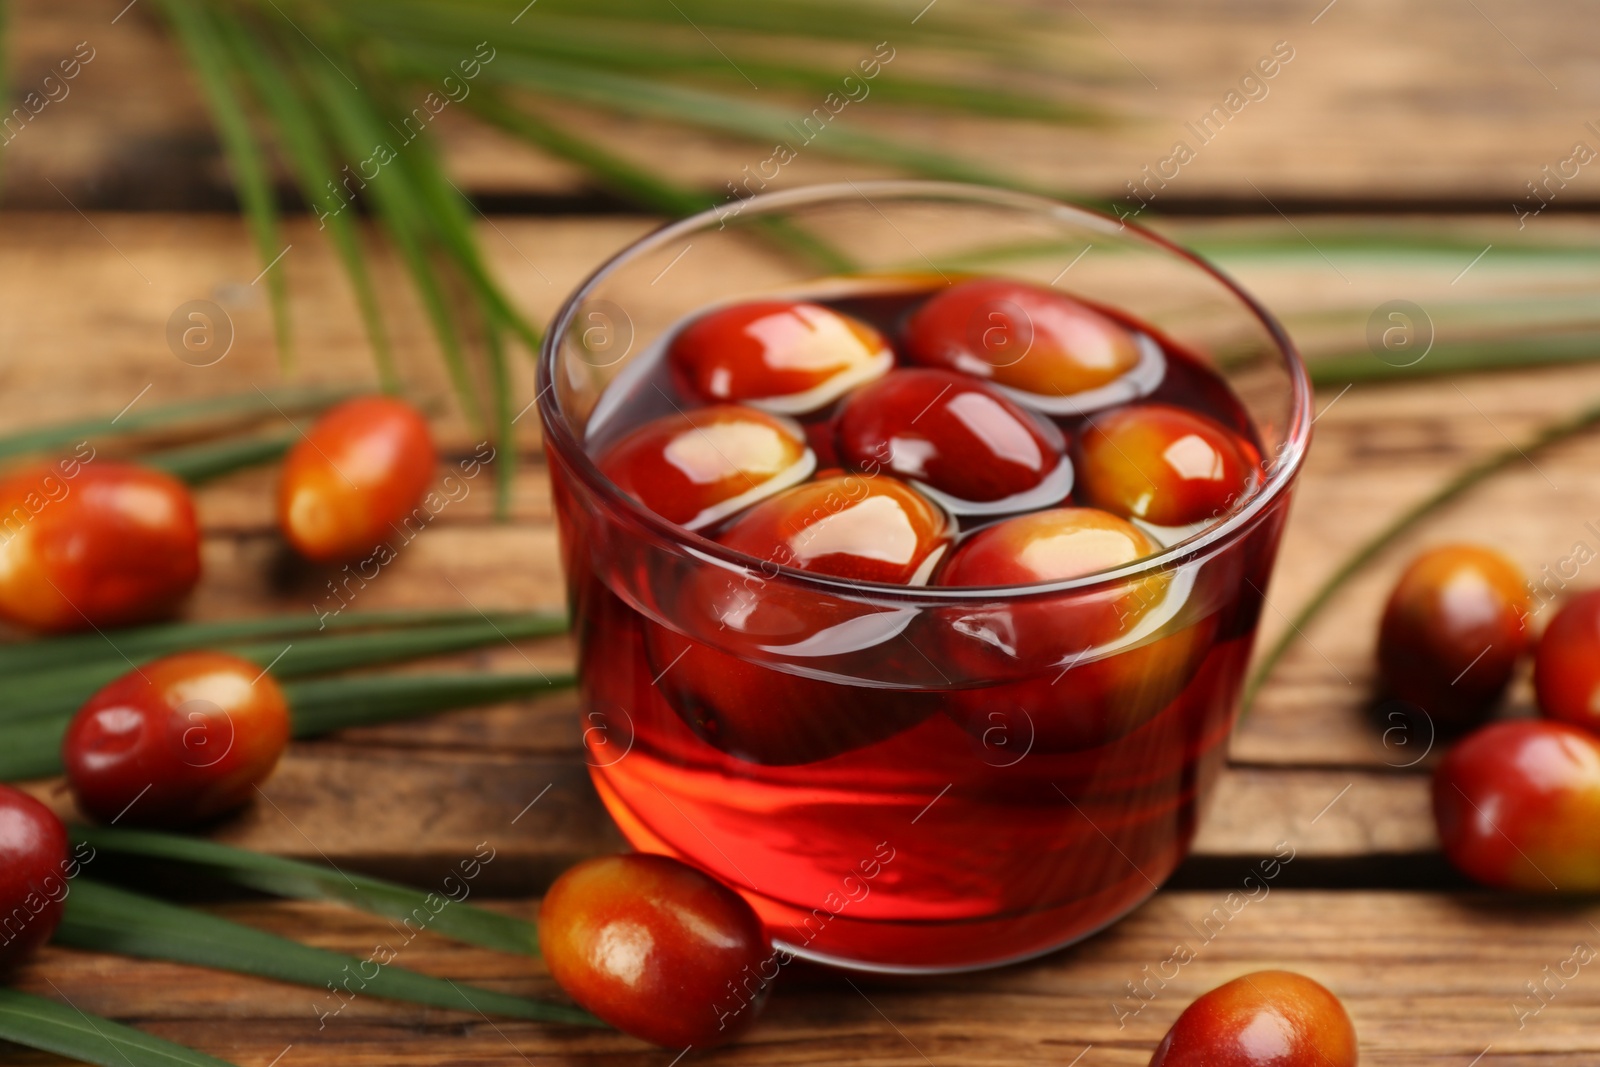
{"left": 5, "top": 0, "right": 1600, "bottom": 1062}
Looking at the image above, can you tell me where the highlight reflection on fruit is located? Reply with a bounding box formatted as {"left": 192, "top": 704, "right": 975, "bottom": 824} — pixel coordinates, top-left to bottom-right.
{"left": 1076, "top": 403, "right": 1255, "bottom": 528}
{"left": 1534, "top": 589, "right": 1600, "bottom": 732}
{"left": 1148, "top": 970, "right": 1358, "bottom": 1067}
{"left": 1433, "top": 719, "right": 1600, "bottom": 891}
{"left": 539, "top": 853, "right": 773, "bottom": 1048}
{"left": 902, "top": 278, "right": 1156, "bottom": 412}
{"left": 62, "top": 651, "right": 292, "bottom": 827}
{"left": 598, "top": 405, "right": 814, "bottom": 529}
{"left": 1377, "top": 545, "right": 1530, "bottom": 731}
{"left": 0, "top": 460, "right": 201, "bottom": 633}
{"left": 668, "top": 300, "right": 893, "bottom": 414}
{"left": 836, "top": 368, "right": 1071, "bottom": 512}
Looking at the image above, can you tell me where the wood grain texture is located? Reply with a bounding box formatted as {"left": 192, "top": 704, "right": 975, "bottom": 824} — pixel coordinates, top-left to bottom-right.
{"left": 5, "top": 211, "right": 1598, "bottom": 883}
{"left": 5, "top": 0, "right": 1598, "bottom": 1057}
{"left": 3, "top": 208, "right": 1597, "bottom": 1058}
{"left": 6, "top": 0, "right": 1599, "bottom": 209}
{"left": 9, "top": 893, "right": 1600, "bottom": 1064}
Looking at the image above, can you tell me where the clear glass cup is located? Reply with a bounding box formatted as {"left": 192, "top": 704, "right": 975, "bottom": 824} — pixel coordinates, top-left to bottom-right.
{"left": 537, "top": 181, "right": 1311, "bottom": 973}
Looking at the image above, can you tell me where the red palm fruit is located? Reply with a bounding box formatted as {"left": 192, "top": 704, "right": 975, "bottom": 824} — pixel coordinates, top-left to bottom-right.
{"left": 62, "top": 652, "right": 292, "bottom": 826}
{"left": 1076, "top": 403, "right": 1256, "bottom": 528}
{"left": 597, "top": 405, "right": 814, "bottom": 529}
{"left": 0, "top": 785, "right": 72, "bottom": 971}
{"left": 902, "top": 278, "right": 1160, "bottom": 414}
{"left": 540, "top": 853, "right": 773, "bottom": 1048}
{"left": 1377, "top": 545, "right": 1531, "bottom": 731}
{"left": 1534, "top": 590, "right": 1600, "bottom": 732}
{"left": 1433, "top": 719, "right": 1600, "bottom": 891}
{"left": 1149, "top": 971, "right": 1358, "bottom": 1066}
{"left": 0, "top": 459, "right": 200, "bottom": 632}
{"left": 836, "top": 368, "right": 1072, "bottom": 514}
{"left": 718, "top": 473, "right": 952, "bottom": 586}
{"left": 668, "top": 300, "right": 893, "bottom": 415}
{"left": 277, "top": 396, "right": 436, "bottom": 563}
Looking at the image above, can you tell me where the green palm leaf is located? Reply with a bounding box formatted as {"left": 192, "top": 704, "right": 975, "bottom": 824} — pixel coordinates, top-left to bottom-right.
{"left": 0, "top": 989, "right": 240, "bottom": 1067}
{"left": 213, "top": 7, "right": 397, "bottom": 389}
{"left": 73, "top": 826, "right": 539, "bottom": 956}
{"left": 143, "top": 431, "right": 296, "bottom": 484}
{"left": 3, "top": 613, "right": 568, "bottom": 723}
{"left": 298, "top": 46, "right": 484, "bottom": 428}
{"left": 0, "top": 385, "right": 354, "bottom": 463}
{"left": 124, "top": 0, "right": 1098, "bottom": 423}
{"left": 0, "top": 608, "right": 539, "bottom": 676}
{"left": 158, "top": 0, "right": 293, "bottom": 366}
{"left": 55, "top": 880, "right": 595, "bottom": 1026}
{"left": 0, "top": 670, "right": 572, "bottom": 781}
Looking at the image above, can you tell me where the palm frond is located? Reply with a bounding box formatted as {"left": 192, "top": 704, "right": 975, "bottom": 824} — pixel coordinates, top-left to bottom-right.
{"left": 159, "top": 0, "right": 294, "bottom": 366}
{"left": 214, "top": 7, "right": 397, "bottom": 389}
{"left": 137, "top": 0, "right": 1092, "bottom": 434}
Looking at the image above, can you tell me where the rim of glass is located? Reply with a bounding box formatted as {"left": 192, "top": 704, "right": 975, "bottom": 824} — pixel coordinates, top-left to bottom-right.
{"left": 537, "top": 179, "right": 1313, "bottom": 602}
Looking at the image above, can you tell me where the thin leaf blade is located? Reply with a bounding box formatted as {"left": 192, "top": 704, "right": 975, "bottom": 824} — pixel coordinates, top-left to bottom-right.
{"left": 3, "top": 614, "right": 569, "bottom": 723}
{"left": 0, "top": 386, "right": 355, "bottom": 463}
{"left": 0, "top": 989, "right": 240, "bottom": 1067}
{"left": 72, "top": 826, "right": 538, "bottom": 956}
{"left": 158, "top": 0, "right": 294, "bottom": 364}
{"left": 55, "top": 880, "right": 595, "bottom": 1026}
{"left": 0, "top": 670, "right": 574, "bottom": 781}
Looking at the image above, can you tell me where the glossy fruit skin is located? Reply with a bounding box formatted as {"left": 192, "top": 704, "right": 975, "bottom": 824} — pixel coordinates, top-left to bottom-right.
{"left": 277, "top": 396, "right": 437, "bottom": 563}
{"left": 649, "top": 474, "right": 950, "bottom": 764}
{"left": 597, "top": 405, "right": 814, "bottom": 530}
{"left": 0, "top": 786, "right": 72, "bottom": 971}
{"left": 669, "top": 300, "right": 893, "bottom": 415}
{"left": 902, "top": 279, "right": 1143, "bottom": 400}
{"left": 836, "top": 368, "right": 1071, "bottom": 512}
{"left": 1433, "top": 719, "right": 1600, "bottom": 891}
{"left": 1149, "top": 971, "right": 1357, "bottom": 1067}
{"left": 718, "top": 473, "right": 952, "bottom": 586}
{"left": 1534, "top": 590, "right": 1600, "bottom": 732}
{"left": 1077, "top": 403, "right": 1256, "bottom": 527}
{"left": 936, "top": 508, "right": 1192, "bottom": 752}
{"left": 1377, "top": 545, "right": 1531, "bottom": 732}
{"left": 62, "top": 652, "right": 291, "bottom": 826}
{"left": 937, "top": 507, "right": 1164, "bottom": 655}
{"left": 540, "top": 853, "right": 773, "bottom": 1048}
{"left": 0, "top": 459, "right": 201, "bottom": 633}
{"left": 938, "top": 506, "right": 1159, "bottom": 590}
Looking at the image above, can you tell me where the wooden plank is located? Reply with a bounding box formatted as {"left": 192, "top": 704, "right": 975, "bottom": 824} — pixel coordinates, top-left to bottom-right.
{"left": 9, "top": 0, "right": 1600, "bottom": 208}
{"left": 10, "top": 892, "right": 1600, "bottom": 1064}
{"left": 0, "top": 212, "right": 655, "bottom": 446}
{"left": 4, "top": 211, "right": 1599, "bottom": 884}
{"left": 15, "top": 748, "right": 1435, "bottom": 889}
